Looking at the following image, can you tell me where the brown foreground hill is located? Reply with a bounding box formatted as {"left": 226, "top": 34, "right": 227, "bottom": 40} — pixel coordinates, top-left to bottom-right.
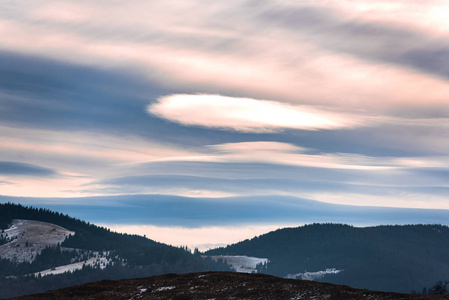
{"left": 8, "top": 272, "right": 449, "bottom": 300}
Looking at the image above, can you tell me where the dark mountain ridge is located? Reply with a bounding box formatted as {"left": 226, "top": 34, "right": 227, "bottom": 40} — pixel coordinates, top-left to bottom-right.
{"left": 206, "top": 223, "right": 449, "bottom": 293}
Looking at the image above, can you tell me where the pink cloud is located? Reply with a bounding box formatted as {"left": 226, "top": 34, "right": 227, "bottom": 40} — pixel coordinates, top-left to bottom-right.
{"left": 0, "top": 1, "right": 448, "bottom": 115}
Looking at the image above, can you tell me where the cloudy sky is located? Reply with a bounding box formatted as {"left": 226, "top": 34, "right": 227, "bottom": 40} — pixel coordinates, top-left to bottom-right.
{"left": 1, "top": 0, "right": 449, "bottom": 250}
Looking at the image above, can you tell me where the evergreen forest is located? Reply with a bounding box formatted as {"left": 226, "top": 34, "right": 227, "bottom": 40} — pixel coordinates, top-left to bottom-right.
{"left": 206, "top": 223, "right": 449, "bottom": 293}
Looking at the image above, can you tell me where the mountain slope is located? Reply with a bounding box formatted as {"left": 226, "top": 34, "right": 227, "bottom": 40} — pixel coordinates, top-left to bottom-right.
{"left": 206, "top": 223, "right": 449, "bottom": 293}
{"left": 9, "top": 272, "right": 447, "bottom": 300}
{"left": 0, "top": 203, "right": 230, "bottom": 298}
{"left": 0, "top": 219, "right": 74, "bottom": 263}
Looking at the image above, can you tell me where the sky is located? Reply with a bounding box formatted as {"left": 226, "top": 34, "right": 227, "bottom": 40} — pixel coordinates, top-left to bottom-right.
{"left": 1, "top": 0, "right": 449, "bottom": 250}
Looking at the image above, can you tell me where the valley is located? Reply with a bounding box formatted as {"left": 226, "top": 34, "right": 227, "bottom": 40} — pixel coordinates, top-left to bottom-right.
{"left": 208, "top": 255, "right": 269, "bottom": 273}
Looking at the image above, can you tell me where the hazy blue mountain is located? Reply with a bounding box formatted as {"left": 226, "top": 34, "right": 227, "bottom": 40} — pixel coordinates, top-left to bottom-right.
{"left": 2, "top": 194, "right": 449, "bottom": 228}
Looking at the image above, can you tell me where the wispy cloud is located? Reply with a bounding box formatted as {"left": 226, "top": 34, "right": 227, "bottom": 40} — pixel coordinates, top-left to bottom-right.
{"left": 137, "top": 141, "right": 449, "bottom": 172}
{"left": 307, "top": 191, "right": 449, "bottom": 210}
{"left": 206, "top": 142, "right": 393, "bottom": 170}
{"left": 0, "top": 161, "right": 56, "bottom": 177}
{"left": 1, "top": 1, "right": 449, "bottom": 114}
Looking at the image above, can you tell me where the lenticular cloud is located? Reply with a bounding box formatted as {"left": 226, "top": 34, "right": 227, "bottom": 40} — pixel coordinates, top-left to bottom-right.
{"left": 148, "top": 94, "right": 361, "bottom": 133}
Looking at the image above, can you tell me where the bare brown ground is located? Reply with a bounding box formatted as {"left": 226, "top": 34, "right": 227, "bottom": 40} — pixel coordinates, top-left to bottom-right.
{"left": 9, "top": 272, "right": 449, "bottom": 300}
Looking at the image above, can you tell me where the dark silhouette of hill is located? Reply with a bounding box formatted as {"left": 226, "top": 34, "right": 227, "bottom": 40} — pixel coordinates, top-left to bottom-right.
{"left": 206, "top": 223, "right": 449, "bottom": 293}
{"left": 8, "top": 272, "right": 448, "bottom": 300}
{"left": 0, "top": 203, "right": 230, "bottom": 298}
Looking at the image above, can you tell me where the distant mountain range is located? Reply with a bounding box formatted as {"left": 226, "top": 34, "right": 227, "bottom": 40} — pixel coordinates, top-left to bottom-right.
{"left": 206, "top": 223, "right": 449, "bottom": 293}
{"left": 0, "top": 203, "right": 230, "bottom": 298}
{"left": 2, "top": 194, "right": 449, "bottom": 228}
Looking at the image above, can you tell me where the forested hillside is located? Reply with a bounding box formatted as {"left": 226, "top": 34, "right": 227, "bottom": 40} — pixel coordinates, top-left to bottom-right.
{"left": 206, "top": 223, "right": 449, "bottom": 293}
{"left": 0, "top": 203, "right": 230, "bottom": 298}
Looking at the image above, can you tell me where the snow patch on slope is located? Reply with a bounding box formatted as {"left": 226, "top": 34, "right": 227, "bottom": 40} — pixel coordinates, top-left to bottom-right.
{"left": 34, "top": 253, "right": 111, "bottom": 277}
{"left": 286, "top": 268, "right": 343, "bottom": 280}
{"left": 0, "top": 219, "right": 74, "bottom": 263}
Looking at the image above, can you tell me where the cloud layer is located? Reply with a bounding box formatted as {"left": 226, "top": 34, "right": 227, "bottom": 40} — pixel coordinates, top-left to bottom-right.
{"left": 1, "top": 1, "right": 449, "bottom": 113}
{"left": 1, "top": 0, "right": 449, "bottom": 244}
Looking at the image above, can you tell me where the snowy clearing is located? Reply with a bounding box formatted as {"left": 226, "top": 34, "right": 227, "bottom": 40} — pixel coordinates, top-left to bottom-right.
{"left": 34, "top": 253, "right": 111, "bottom": 277}
{"left": 286, "top": 268, "right": 343, "bottom": 280}
{"left": 209, "top": 255, "right": 269, "bottom": 273}
{"left": 0, "top": 219, "right": 74, "bottom": 263}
